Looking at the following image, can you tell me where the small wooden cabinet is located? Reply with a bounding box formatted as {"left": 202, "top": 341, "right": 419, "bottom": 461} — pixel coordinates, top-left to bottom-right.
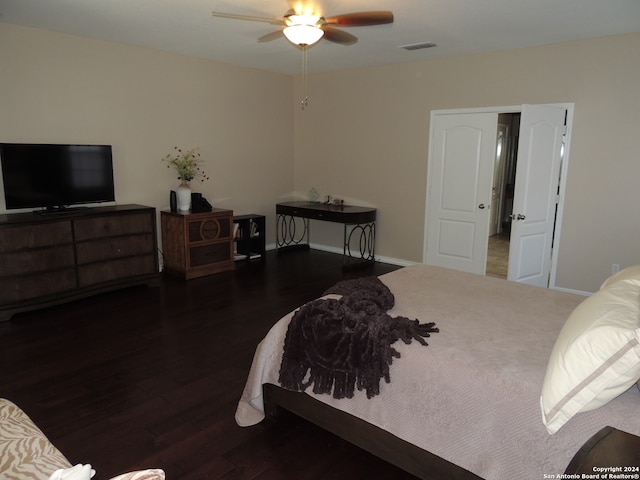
{"left": 161, "top": 209, "right": 235, "bottom": 279}
{"left": 0, "top": 204, "right": 158, "bottom": 321}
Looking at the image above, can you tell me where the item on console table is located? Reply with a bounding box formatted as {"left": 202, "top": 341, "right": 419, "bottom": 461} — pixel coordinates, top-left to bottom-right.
{"left": 308, "top": 187, "right": 320, "bottom": 203}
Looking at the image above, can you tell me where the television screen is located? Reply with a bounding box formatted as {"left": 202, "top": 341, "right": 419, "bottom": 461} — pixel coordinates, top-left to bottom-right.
{"left": 0, "top": 143, "right": 115, "bottom": 211}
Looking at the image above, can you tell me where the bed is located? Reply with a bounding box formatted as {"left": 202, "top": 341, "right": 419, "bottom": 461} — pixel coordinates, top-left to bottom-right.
{"left": 235, "top": 264, "right": 640, "bottom": 479}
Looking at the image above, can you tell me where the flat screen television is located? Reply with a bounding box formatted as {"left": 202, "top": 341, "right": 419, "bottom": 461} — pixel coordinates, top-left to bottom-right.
{"left": 0, "top": 143, "right": 115, "bottom": 212}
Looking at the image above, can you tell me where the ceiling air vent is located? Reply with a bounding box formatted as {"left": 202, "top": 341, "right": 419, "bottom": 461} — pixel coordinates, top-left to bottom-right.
{"left": 400, "top": 42, "right": 438, "bottom": 51}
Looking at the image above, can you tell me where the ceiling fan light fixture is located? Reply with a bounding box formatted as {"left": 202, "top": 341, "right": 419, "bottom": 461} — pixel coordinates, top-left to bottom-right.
{"left": 283, "top": 24, "right": 324, "bottom": 46}
{"left": 283, "top": 14, "right": 324, "bottom": 46}
{"left": 287, "top": 14, "right": 320, "bottom": 25}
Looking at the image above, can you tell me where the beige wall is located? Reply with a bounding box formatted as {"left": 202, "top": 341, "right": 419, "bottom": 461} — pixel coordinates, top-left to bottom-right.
{"left": 2, "top": 22, "right": 638, "bottom": 292}
{"left": 0, "top": 23, "right": 294, "bottom": 252}
{"left": 293, "top": 33, "right": 640, "bottom": 292}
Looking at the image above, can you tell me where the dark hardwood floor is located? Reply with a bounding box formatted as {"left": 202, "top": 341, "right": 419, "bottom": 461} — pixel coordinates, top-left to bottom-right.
{"left": 0, "top": 249, "right": 420, "bottom": 480}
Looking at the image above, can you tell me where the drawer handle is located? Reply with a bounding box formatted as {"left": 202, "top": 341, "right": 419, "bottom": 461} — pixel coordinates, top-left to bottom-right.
{"left": 200, "top": 220, "right": 220, "bottom": 240}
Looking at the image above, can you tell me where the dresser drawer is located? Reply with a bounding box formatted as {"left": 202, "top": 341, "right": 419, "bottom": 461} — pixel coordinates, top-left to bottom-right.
{"left": 75, "top": 234, "right": 155, "bottom": 264}
{"left": 0, "top": 245, "right": 76, "bottom": 276}
{"left": 0, "top": 269, "right": 77, "bottom": 303}
{"left": 187, "top": 217, "right": 231, "bottom": 243}
{"left": 77, "top": 255, "right": 156, "bottom": 287}
{"left": 0, "top": 221, "right": 72, "bottom": 253}
{"left": 74, "top": 212, "right": 153, "bottom": 241}
{"left": 189, "top": 243, "right": 232, "bottom": 268}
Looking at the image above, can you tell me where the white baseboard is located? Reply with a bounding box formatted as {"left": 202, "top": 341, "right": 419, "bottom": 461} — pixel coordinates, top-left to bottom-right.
{"left": 551, "top": 286, "right": 591, "bottom": 297}
{"left": 268, "top": 242, "right": 415, "bottom": 267}
{"left": 307, "top": 243, "right": 415, "bottom": 267}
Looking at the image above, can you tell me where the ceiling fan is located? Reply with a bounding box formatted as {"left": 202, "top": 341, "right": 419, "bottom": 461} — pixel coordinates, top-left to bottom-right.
{"left": 212, "top": 2, "right": 393, "bottom": 109}
{"left": 211, "top": 1, "right": 394, "bottom": 47}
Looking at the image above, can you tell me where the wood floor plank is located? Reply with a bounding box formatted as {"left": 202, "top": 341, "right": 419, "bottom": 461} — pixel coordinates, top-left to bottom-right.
{"left": 0, "top": 249, "right": 417, "bottom": 479}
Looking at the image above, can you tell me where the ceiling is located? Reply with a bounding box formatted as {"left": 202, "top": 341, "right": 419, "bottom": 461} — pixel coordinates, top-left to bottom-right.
{"left": 1, "top": 0, "right": 639, "bottom": 76}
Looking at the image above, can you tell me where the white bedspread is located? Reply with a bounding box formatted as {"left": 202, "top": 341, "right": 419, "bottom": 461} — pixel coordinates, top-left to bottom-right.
{"left": 235, "top": 265, "right": 640, "bottom": 479}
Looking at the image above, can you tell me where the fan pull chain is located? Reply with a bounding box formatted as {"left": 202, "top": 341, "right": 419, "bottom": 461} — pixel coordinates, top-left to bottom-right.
{"left": 301, "top": 45, "right": 309, "bottom": 110}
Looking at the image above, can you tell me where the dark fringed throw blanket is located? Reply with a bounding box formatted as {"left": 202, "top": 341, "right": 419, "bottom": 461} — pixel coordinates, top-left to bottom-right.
{"left": 278, "top": 276, "right": 439, "bottom": 399}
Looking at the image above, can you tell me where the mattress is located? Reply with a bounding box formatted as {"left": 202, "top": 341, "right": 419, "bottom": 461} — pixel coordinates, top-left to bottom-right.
{"left": 235, "top": 265, "right": 640, "bottom": 479}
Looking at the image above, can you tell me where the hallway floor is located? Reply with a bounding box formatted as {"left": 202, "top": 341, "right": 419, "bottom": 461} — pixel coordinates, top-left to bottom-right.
{"left": 486, "top": 233, "right": 510, "bottom": 279}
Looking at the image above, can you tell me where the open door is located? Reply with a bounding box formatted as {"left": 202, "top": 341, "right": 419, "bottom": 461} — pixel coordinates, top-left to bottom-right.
{"left": 507, "top": 105, "right": 566, "bottom": 286}
{"left": 425, "top": 104, "right": 570, "bottom": 287}
{"left": 425, "top": 112, "right": 497, "bottom": 274}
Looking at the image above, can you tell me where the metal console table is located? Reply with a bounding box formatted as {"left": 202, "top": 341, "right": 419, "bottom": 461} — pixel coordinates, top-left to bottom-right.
{"left": 276, "top": 201, "right": 376, "bottom": 268}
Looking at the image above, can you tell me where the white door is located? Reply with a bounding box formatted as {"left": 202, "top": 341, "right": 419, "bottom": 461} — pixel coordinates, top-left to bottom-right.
{"left": 507, "top": 105, "right": 566, "bottom": 286}
{"left": 425, "top": 112, "right": 497, "bottom": 274}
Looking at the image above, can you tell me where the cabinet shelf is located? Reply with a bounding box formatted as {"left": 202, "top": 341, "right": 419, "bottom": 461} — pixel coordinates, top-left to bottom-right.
{"left": 233, "top": 214, "right": 266, "bottom": 262}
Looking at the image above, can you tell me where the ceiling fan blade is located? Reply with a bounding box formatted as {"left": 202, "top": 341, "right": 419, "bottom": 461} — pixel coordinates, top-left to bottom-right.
{"left": 258, "top": 30, "right": 285, "bottom": 43}
{"left": 211, "top": 11, "right": 285, "bottom": 25}
{"left": 321, "top": 27, "right": 358, "bottom": 45}
{"left": 324, "top": 11, "right": 394, "bottom": 27}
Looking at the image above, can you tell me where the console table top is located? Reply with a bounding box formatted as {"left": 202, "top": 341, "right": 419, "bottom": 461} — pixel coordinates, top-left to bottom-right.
{"left": 276, "top": 201, "right": 376, "bottom": 225}
{"left": 276, "top": 201, "right": 376, "bottom": 215}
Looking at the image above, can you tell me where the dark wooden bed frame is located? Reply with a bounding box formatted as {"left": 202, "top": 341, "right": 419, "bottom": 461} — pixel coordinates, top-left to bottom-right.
{"left": 263, "top": 384, "right": 640, "bottom": 479}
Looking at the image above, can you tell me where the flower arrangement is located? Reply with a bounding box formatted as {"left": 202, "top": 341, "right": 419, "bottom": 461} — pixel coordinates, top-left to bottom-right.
{"left": 163, "top": 146, "right": 210, "bottom": 183}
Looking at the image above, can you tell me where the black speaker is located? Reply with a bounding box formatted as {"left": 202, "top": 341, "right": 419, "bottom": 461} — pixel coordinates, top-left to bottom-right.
{"left": 169, "top": 190, "right": 177, "bottom": 212}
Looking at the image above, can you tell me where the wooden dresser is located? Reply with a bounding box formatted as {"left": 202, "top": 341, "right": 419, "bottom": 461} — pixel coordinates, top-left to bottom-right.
{"left": 0, "top": 204, "right": 158, "bottom": 322}
{"left": 160, "top": 209, "right": 235, "bottom": 279}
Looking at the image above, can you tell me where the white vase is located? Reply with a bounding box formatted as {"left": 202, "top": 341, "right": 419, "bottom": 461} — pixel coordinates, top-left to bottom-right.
{"left": 176, "top": 181, "right": 191, "bottom": 212}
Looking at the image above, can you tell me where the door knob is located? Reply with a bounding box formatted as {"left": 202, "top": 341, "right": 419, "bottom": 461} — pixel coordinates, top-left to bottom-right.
{"left": 478, "top": 204, "right": 486, "bottom": 209}
{"left": 517, "top": 214, "right": 526, "bottom": 220}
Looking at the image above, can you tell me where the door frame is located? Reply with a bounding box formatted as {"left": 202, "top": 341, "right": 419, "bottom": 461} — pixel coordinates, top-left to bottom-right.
{"left": 490, "top": 119, "right": 511, "bottom": 236}
{"left": 423, "top": 103, "right": 574, "bottom": 289}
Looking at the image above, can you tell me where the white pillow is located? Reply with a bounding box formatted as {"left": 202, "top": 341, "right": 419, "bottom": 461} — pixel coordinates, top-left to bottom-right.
{"left": 600, "top": 264, "right": 640, "bottom": 290}
{"left": 51, "top": 467, "right": 165, "bottom": 480}
{"left": 540, "top": 281, "right": 640, "bottom": 434}
{"left": 49, "top": 464, "right": 95, "bottom": 480}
